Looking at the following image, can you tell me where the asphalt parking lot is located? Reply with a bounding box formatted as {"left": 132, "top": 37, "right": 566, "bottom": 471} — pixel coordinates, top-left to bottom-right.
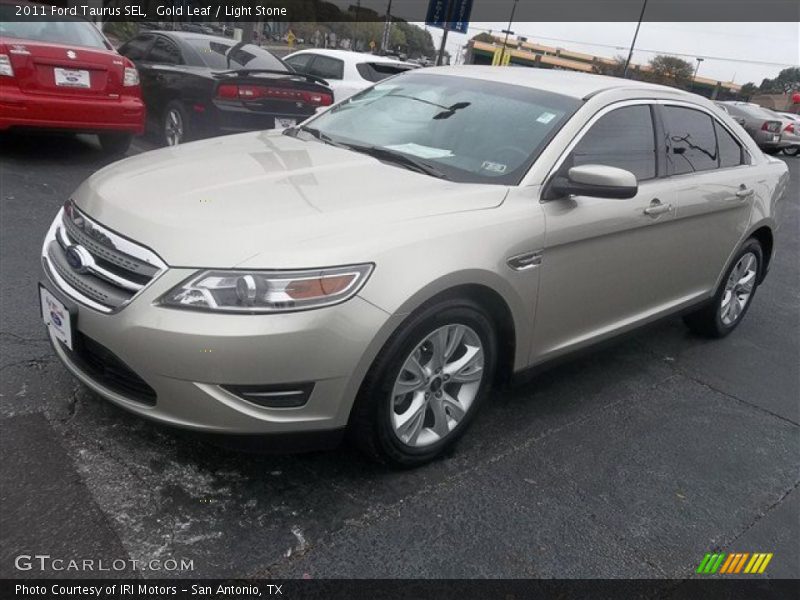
{"left": 0, "top": 133, "right": 798, "bottom": 580}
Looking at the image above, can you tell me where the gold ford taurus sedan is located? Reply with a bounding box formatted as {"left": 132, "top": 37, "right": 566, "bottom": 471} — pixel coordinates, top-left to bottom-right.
{"left": 40, "top": 67, "right": 789, "bottom": 466}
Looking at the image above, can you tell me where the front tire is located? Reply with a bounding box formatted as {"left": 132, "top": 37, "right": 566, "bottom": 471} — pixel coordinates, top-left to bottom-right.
{"left": 683, "top": 239, "right": 763, "bottom": 338}
{"left": 98, "top": 133, "right": 133, "bottom": 155}
{"left": 350, "top": 298, "right": 497, "bottom": 467}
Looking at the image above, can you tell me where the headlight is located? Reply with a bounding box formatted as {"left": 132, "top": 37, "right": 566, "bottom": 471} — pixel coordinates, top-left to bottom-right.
{"left": 158, "top": 264, "right": 373, "bottom": 313}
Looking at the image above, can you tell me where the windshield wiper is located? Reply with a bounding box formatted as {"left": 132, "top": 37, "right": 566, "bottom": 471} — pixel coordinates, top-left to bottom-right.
{"left": 344, "top": 144, "right": 448, "bottom": 179}
{"left": 283, "top": 126, "right": 349, "bottom": 149}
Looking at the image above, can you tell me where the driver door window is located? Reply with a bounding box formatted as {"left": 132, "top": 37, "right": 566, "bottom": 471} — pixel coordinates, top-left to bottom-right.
{"left": 564, "top": 104, "right": 657, "bottom": 181}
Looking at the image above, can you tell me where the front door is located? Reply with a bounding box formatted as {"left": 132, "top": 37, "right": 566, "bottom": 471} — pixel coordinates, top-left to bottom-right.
{"left": 532, "top": 102, "right": 680, "bottom": 363}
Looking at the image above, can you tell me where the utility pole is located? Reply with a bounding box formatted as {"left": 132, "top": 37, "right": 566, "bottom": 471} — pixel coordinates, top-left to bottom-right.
{"left": 436, "top": 0, "right": 455, "bottom": 66}
{"left": 623, "top": 0, "right": 648, "bottom": 78}
{"left": 498, "top": 0, "right": 518, "bottom": 67}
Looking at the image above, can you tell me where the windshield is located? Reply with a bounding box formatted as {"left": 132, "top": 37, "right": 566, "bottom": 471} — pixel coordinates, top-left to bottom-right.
{"left": 0, "top": 9, "right": 109, "bottom": 49}
{"left": 185, "top": 38, "right": 286, "bottom": 71}
{"left": 302, "top": 72, "right": 580, "bottom": 184}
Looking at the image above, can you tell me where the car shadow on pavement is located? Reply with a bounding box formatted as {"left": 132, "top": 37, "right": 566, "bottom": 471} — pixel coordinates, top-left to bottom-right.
{"left": 0, "top": 132, "right": 128, "bottom": 166}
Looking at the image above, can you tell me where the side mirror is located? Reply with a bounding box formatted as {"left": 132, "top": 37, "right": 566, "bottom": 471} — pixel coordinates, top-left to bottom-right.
{"left": 550, "top": 164, "right": 638, "bottom": 199}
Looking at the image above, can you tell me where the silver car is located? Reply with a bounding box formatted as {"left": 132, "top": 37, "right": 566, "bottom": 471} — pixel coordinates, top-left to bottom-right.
{"left": 718, "top": 101, "right": 786, "bottom": 153}
{"left": 40, "top": 67, "right": 789, "bottom": 466}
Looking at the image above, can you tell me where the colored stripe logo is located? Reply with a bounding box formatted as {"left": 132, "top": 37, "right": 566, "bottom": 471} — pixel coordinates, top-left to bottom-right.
{"left": 697, "top": 552, "right": 773, "bottom": 574}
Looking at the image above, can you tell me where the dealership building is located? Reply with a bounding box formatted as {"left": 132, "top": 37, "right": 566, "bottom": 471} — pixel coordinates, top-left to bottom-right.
{"left": 465, "top": 35, "right": 742, "bottom": 100}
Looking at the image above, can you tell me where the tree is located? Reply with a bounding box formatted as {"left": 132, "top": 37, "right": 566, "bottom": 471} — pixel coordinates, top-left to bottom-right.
{"left": 592, "top": 55, "right": 627, "bottom": 78}
{"left": 646, "top": 55, "right": 695, "bottom": 89}
{"left": 739, "top": 82, "right": 758, "bottom": 101}
{"left": 759, "top": 67, "right": 800, "bottom": 94}
{"left": 470, "top": 32, "right": 496, "bottom": 44}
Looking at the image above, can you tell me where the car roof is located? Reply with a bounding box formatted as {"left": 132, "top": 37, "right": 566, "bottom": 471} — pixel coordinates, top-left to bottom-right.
{"left": 417, "top": 65, "right": 696, "bottom": 100}
{"left": 288, "top": 48, "right": 414, "bottom": 66}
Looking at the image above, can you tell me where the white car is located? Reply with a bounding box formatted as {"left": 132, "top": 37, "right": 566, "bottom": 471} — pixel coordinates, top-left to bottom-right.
{"left": 283, "top": 48, "right": 418, "bottom": 102}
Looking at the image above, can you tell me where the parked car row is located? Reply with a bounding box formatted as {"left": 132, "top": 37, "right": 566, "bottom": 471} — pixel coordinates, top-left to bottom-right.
{"left": 716, "top": 101, "right": 799, "bottom": 156}
{"left": 1, "top": 8, "right": 424, "bottom": 153}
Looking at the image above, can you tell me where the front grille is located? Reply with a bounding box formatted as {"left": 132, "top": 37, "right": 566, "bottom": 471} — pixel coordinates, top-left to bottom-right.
{"left": 64, "top": 332, "right": 157, "bottom": 406}
{"left": 42, "top": 201, "right": 166, "bottom": 312}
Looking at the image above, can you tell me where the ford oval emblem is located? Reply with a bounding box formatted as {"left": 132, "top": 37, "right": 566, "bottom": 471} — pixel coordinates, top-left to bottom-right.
{"left": 65, "top": 245, "right": 87, "bottom": 273}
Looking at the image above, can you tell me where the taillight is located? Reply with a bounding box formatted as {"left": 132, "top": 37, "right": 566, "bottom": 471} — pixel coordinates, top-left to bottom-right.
{"left": 216, "top": 83, "right": 333, "bottom": 106}
{"left": 0, "top": 54, "right": 14, "bottom": 77}
{"left": 785, "top": 123, "right": 795, "bottom": 133}
{"left": 761, "top": 121, "right": 780, "bottom": 133}
{"left": 123, "top": 66, "right": 139, "bottom": 87}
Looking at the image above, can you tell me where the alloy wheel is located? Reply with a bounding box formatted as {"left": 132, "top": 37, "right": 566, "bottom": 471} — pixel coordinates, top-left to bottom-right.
{"left": 390, "top": 324, "right": 485, "bottom": 448}
{"left": 720, "top": 252, "right": 757, "bottom": 326}
{"left": 165, "top": 109, "right": 184, "bottom": 146}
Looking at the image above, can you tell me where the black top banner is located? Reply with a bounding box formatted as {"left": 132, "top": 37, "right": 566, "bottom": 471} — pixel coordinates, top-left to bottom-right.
{"left": 5, "top": 0, "right": 800, "bottom": 23}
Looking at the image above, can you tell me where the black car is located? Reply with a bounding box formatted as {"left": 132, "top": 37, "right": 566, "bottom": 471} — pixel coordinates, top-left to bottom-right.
{"left": 118, "top": 32, "right": 333, "bottom": 145}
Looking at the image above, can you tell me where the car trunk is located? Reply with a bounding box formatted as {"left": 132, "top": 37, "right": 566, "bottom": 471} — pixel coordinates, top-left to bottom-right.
{"left": 213, "top": 72, "right": 333, "bottom": 120}
{"left": 6, "top": 40, "right": 123, "bottom": 99}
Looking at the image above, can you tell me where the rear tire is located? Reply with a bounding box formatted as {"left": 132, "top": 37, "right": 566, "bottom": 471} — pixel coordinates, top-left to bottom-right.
{"left": 98, "top": 133, "right": 133, "bottom": 155}
{"left": 683, "top": 239, "right": 763, "bottom": 338}
{"left": 161, "top": 101, "right": 190, "bottom": 147}
{"left": 783, "top": 146, "right": 799, "bottom": 156}
{"left": 349, "top": 298, "right": 497, "bottom": 467}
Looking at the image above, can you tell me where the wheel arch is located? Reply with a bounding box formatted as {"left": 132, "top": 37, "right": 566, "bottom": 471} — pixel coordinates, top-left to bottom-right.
{"left": 748, "top": 224, "right": 774, "bottom": 282}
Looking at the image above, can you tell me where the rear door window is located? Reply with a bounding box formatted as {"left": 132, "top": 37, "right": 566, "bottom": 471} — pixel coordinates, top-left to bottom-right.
{"left": 663, "top": 106, "right": 719, "bottom": 175}
{"left": 285, "top": 54, "right": 314, "bottom": 73}
{"left": 185, "top": 39, "right": 286, "bottom": 71}
{"left": 307, "top": 56, "right": 344, "bottom": 80}
{"left": 120, "top": 35, "right": 155, "bottom": 61}
{"left": 565, "top": 104, "right": 657, "bottom": 181}
{"left": 146, "top": 37, "right": 183, "bottom": 65}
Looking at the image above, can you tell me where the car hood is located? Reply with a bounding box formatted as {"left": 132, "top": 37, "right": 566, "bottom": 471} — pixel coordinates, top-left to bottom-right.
{"left": 73, "top": 131, "right": 507, "bottom": 268}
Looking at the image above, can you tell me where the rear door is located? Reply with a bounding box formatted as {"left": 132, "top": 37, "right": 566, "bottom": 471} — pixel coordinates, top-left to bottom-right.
{"left": 657, "top": 102, "right": 758, "bottom": 298}
{"left": 2, "top": 20, "right": 124, "bottom": 99}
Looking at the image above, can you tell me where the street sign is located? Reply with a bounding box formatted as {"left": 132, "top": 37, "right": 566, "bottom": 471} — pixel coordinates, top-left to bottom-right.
{"left": 425, "top": 0, "right": 473, "bottom": 35}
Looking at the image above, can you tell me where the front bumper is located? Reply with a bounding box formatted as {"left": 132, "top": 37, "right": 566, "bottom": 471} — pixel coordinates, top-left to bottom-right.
{"left": 42, "top": 265, "right": 392, "bottom": 435}
{"left": 0, "top": 86, "right": 144, "bottom": 134}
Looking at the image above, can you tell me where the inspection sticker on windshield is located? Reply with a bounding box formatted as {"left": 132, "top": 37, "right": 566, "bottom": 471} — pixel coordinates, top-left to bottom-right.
{"left": 536, "top": 111, "right": 557, "bottom": 124}
{"left": 481, "top": 161, "right": 507, "bottom": 174}
{"left": 385, "top": 143, "right": 453, "bottom": 159}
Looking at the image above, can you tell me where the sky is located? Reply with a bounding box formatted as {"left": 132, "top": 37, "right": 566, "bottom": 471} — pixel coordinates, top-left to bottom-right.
{"left": 422, "top": 22, "right": 799, "bottom": 85}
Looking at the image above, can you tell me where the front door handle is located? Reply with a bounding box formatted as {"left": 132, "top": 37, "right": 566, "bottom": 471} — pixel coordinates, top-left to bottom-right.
{"left": 736, "top": 187, "right": 754, "bottom": 199}
{"left": 643, "top": 199, "right": 672, "bottom": 216}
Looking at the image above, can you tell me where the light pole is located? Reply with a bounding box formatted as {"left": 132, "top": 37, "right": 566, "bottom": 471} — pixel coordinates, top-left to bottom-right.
{"left": 693, "top": 57, "right": 705, "bottom": 80}
{"left": 623, "top": 0, "right": 648, "bottom": 78}
{"left": 497, "top": 0, "right": 518, "bottom": 67}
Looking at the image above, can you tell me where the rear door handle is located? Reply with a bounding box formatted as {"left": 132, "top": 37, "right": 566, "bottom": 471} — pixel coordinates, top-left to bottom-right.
{"left": 736, "top": 187, "right": 754, "bottom": 199}
{"left": 643, "top": 199, "right": 672, "bottom": 216}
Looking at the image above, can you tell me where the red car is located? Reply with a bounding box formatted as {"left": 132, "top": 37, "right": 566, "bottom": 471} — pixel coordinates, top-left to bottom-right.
{"left": 0, "top": 6, "right": 144, "bottom": 154}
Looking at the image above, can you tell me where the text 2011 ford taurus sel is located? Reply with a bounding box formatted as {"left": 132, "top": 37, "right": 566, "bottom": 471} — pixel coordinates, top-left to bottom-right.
{"left": 40, "top": 67, "right": 789, "bottom": 466}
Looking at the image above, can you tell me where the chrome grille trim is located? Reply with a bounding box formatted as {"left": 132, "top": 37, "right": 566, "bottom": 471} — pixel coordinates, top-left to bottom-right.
{"left": 41, "top": 203, "right": 167, "bottom": 313}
